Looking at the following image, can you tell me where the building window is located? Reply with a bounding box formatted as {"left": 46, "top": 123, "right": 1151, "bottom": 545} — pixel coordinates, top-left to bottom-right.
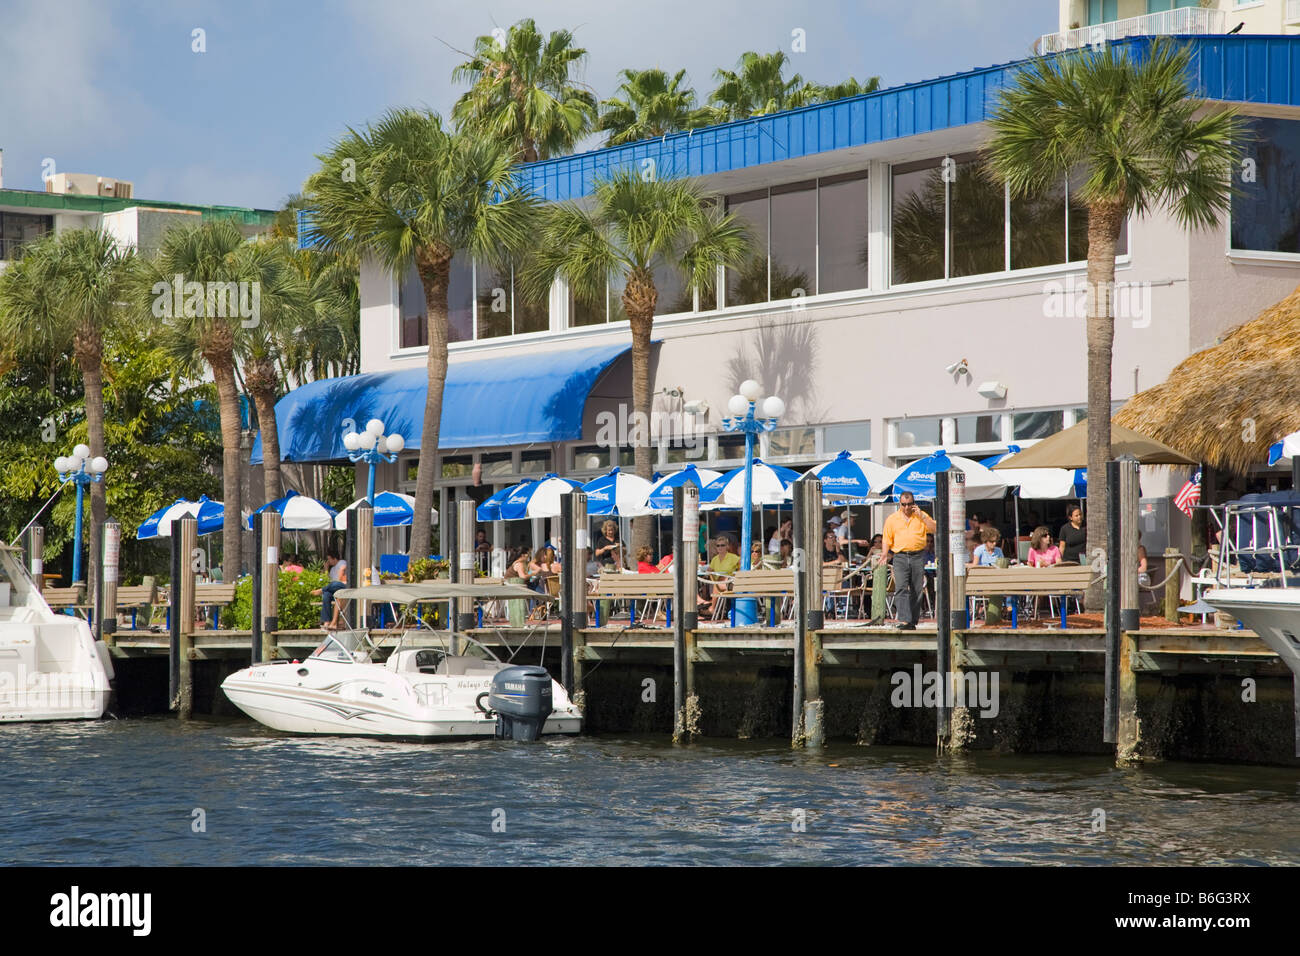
{"left": 398, "top": 258, "right": 473, "bottom": 348}
{"left": 817, "top": 171, "right": 870, "bottom": 294}
{"left": 573, "top": 445, "right": 610, "bottom": 471}
{"left": 0, "top": 212, "right": 53, "bottom": 261}
{"left": 824, "top": 422, "right": 871, "bottom": 454}
{"left": 725, "top": 189, "right": 770, "bottom": 306}
{"left": 716, "top": 433, "right": 746, "bottom": 460}
{"left": 768, "top": 180, "right": 817, "bottom": 300}
{"left": 891, "top": 159, "right": 946, "bottom": 284}
{"left": 475, "top": 262, "right": 513, "bottom": 339}
{"left": 949, "top": 153, "right": 1006, "bottom": 278}
{"left": 440, "top": 454, "right": 473, "bottom": 479}
{"left": 768, "top": 427, "right": 816, "bottom": 458}
{"left": 1231, "top": 117, "right": 1300, "bottom": 255}
{"left": 519, "top": 450, "right": 551, "bottom": 474}
{"left": 1013, "top": 410, "right": 1064, "bottom": 441}
{"left": 951, "top": 414, "right": 1002, "bottom": 444}
{"left": 480, "top": 452, "right": 513, "bottom": 479}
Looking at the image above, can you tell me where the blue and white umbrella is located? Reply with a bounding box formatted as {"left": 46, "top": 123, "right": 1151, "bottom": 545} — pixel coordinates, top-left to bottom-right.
{"left": 980, "top": 445, "right": 1086, "bottom": 499}
{"left": 500, "top": 474, "right": 583, "bottom": 520}
{"left": 879, "top": 450, "right": 1007, "bottom": 501}
{"left": 634, "top": 464, "right": 723, "bottom": 515}
{"left": 334, "top": 491, "right": 438, "bottom": 530}
{"left": 137, "top": 495, "right": 225, "bottom": 539}
{"left": 700, "top": 459, "right": 802, "bottom": 510}
{"left": 581, "top": 467, "right": 654, "bottom": 516}
{"left": 476, "top": 483, "right": 527, "bottom": 522}
{"left": 1268, "top": 430, "right": 1300, "bottom": 466}
{"left": 246, "top": 490, "right": 337, "bottom": 531}
{"left": 800, "top": 450, "right": 897, "bottom": 500}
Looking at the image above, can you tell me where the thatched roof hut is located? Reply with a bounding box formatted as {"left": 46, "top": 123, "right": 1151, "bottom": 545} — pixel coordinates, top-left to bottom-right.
{"left": 1113, "top": 284, "right": 1300, "bottom": 476}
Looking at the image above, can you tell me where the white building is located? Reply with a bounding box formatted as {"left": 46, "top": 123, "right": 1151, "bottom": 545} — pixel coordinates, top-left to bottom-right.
{"left": 270, "top": 32, "right": 1300, "bottom": 549}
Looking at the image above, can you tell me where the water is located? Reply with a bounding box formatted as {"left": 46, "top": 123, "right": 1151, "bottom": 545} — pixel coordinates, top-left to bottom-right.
{"left": 3, "top": 717, "right": 1299, "bottom": 865}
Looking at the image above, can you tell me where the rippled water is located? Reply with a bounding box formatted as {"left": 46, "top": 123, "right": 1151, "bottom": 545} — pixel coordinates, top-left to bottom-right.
{"left": 3, "top": 718, "right": 1299, "bottom": 865}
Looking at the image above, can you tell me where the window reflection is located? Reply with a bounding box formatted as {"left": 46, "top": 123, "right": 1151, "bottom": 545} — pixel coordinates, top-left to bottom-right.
{"left": 1011, "top": 177, "right": 1066, "bottom": 270}
{"left": 475, "top": 262, "right": 512, "bottom": 339}
{"left": 769, "top": 181, "right": 816, "bottom": 300}
{"left": 818, "top": 172, "right": 870, "bottom": 293}
{"left": 726, "top": 189, "right": 769, "bottom": 306}
{"left": 891, "top": 159, "right": 946, "bottom": 283}
{"left": 1231, "top": 117, "right": 1300, "bottom": 254}
{"left": 399, "top": 258, "right": 473, "bottom": 347}
{"left": 949, "top": 154, "right": 1006, "bottom": 278}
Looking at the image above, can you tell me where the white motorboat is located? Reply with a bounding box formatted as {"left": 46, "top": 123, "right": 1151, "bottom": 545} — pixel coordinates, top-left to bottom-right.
{"left": 1203, "top": 587, "right": 1300, "bottom": 678}
{"left": 0, "top": 542, "right": 114, "bottom": 722}
{"left": 221, "top": 582, "right": 582, "bottom": 740}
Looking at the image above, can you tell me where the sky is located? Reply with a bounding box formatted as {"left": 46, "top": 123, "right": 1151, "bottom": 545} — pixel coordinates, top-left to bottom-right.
{"left": 0, "top": 0, "right": 1056, "bottom": 211}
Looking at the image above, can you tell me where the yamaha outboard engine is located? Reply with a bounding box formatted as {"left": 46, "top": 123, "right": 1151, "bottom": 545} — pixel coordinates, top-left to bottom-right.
{"left": 488, "top": 666, "right": 554, "bottom": 741}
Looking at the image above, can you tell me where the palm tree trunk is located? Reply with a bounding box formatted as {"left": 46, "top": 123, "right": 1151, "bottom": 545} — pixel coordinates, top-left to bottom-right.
{"left": 624, "top": 271, "right": 658, "bottom": 555}
{"left": 251, "top": 383, "right": 281, "bottom": 506}
{"left": 1084, "top": 200, "right": 1125, "bottom": 610}
{"left": 411, "top": 249, "right": 452, "bottom": 559}
{"left": 77, "top": 340, "right": 105, "bottom": 606}
{"left": 212, "top": 359, "right": 244, "bottom": 579}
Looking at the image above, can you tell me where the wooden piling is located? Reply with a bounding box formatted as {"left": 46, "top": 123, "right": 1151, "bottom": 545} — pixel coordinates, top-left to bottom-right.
{"left": 175, "top": 516, "right": 197, "bottom": 719}
{"left": 560, "top": 491, "right": 576, "bottom": 696}
{"left": 1163, "top": 547, "right": 1181, "bottom": 623}
{"left": 28, "top": 525, "right": 44, "bottom": 594}
{"left": 356, "top": 503, "right": 374, "bottom": 630}
{"left": 792, "top": 476, "right": 823, "bottom": 747}
{"left": 260, "top": 511, "right": 280, "bottom": 662}
{"left": 935, "top": 471, "right": 952, "bottom": 745}
{"left": 1117, "top": 630, "right": 1141, "bottom": 763}
{"left": 943, "top": 471, "right": 970, "bottom": 753}
{"left": 570, "top": 492, "right": 588, "bottom": 699}
{"left": 455, "top": 500, "right": 476, "bottom": 649}
{"left": 99, "top": 520, "right": 120, "bottom": 647}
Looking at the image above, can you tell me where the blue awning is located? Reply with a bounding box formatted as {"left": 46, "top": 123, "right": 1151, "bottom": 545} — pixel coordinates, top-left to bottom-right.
{"left": 251, "top": 341, "right": 632, "bottom": 464}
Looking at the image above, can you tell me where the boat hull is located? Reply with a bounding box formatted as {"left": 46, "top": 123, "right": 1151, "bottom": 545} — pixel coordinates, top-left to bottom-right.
{"left": 1204, "top": 587, "right": 1300, "bottom": 677}
{"left": 221, "top": 657, "right": 582, "bottom": 739}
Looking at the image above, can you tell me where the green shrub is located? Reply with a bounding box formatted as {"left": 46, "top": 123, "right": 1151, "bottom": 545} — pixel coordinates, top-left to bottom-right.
{"left": 229, "top": 569, "right": 330, "bottom": 630}
{"left": 404, "top": 557, "right": 449, "bottom": 582}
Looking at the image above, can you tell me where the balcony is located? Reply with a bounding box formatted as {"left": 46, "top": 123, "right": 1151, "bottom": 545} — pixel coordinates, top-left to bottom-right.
{"left": 1036, "top": 7, "right": 1226, "bottom": 55}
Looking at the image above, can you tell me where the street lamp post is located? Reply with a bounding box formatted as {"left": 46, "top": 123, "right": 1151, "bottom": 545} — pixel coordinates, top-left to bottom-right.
{"left": 342, "top": 418, "right": 406, "bottom": 505}
{"left": 722, "top": 380, "right": 785, "bottom": 626}
{"left": 54, "top": 444, "right": 108, "bottom": 586}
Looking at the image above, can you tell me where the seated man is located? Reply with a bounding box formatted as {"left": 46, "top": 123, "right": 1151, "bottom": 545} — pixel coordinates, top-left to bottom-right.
{"left": 310, "top": 551, "right": 349, "bottom": 630}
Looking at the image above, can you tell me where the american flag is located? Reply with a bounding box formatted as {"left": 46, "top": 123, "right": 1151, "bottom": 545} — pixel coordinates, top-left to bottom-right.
{"left": 1174, "top": 469, "right": 1202, "bottom": 517}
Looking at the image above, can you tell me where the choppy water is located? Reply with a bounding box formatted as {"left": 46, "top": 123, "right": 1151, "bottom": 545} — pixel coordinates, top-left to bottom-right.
{"left": 3, "top": 717, "right": 1299, "bottom": 865}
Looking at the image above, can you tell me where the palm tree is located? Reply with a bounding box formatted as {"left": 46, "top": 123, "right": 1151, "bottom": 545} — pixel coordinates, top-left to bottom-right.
{"left": 232, "top": 239, "right": 308, "bottom": 506}
{"left": 0, "top": 228, "right": 132, "bottom": 593}
{"left": 523, "top": 169, "right": 752, "bottom": 552}
{"left": 306, "top": 108, "right": 537, "bottom": 558}
{"left": 598, "top": 68, "right": 710, "bottom": 146}
{"left": 142, "top": 219, "right": 299, "bottom": 575}
{"left": 451, "top": 18, "right": 596, "bottom": 162}
{"left": 986, "top": 38, "right": 1245, "bottom": 598}
{"left": 705, "top": 51, "right": 822, "bottom": 122}
{"left": 282, "top": 246, "right": 360, "bottom": 383}
{"left": 817, "top": 76, "right": 881, "bottom": 102}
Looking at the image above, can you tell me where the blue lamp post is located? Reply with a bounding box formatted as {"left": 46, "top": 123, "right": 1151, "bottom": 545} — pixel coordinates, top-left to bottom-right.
{"left": 54, "top": 444, "right": 108, "bottom": 586}
{"left": 342, "top": 418, "right": 405, "bottom": 505}
{"left": 722, "top": 380, "right": 785, "bottom": 625}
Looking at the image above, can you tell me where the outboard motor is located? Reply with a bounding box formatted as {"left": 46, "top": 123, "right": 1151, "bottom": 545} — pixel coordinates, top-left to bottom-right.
{"left": 488, "top": 665, "right": 554, "bottom": 741}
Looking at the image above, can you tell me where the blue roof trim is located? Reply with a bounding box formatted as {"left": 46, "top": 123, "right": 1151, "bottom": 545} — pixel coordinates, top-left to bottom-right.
{"left": 296, "top": 34, "right": 1300, "bottom": 247}
{"left": 251, "top": 341, "right": 634, "bottom": 464}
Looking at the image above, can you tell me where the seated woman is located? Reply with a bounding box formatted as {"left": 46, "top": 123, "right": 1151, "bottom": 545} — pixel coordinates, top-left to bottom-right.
{"left": 821, "top": 530, "right": 844, "bottom": 566}
{"left": 706, "top": 535, "right": 740, "bottom": 616}
{"left": 636, "top": 546, "right": 658, "bottom": 574}
{"left": 1026, "top": 527, "right": 1061, "bottom": 567}
{"left": 968, "top": 527, "right": 1004, "bottom": 567}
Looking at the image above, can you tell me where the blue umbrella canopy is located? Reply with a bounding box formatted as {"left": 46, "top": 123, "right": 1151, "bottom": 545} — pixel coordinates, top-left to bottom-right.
{"left": 639, "top": 464, "right": 723, "bottom": 514}
{"left": 700, "top": 460, "right": 801, "bottom": 509}
{"left": 245, "top": 489, "right": 337, "bottom": 531}
{"left": 581, "top": 467, "right": 655, "bottom": 516}
{"left": 500, "top": 474, "right": 583, "bottom": 520}
{"left": 334, "top": 491, "right": 435, "bottom": 530}
{"left": 137, "top": 495, "right": 225, "bottom": 539}
{"left": 804, "top": 450, "right": 897, "bottom": 499}
{"left": 878, "top": 450, "right": 1008, "bottom": 501}
{"left": 1268, "top": 430, "right": 1300, "bottom": 465}
{"left": 476, "top": 483, "right": 527, "bottom": 522}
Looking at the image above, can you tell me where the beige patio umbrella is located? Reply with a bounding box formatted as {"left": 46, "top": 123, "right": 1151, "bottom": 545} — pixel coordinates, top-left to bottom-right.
{"left": 993, "top": 421, "right": 1196, "bottom": 470}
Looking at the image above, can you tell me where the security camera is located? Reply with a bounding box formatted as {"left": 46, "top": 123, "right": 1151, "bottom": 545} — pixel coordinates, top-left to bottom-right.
{"left": 662, "top": 386, "right": 683, "bottom": 398}
{"left": 944, "top": 358, "right": 969, "bottom": 376}
{"left": 683, "top": 399, "right": 709, "bottom": 416}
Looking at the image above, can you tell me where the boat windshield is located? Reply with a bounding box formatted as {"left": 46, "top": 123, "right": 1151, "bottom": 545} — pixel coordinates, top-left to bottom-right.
{"left": 309, "top": 631, "right": 365, "bottom": 663}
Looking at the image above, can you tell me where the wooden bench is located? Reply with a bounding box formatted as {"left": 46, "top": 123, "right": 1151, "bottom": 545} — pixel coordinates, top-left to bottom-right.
{"left": 591, "top": 572, "right": 677, "bottom": 626}
{"left": 719, "top": 566, "right": 846, "bottom": 625}
{"left": 965, "top": 564, "right": 1098, "bottom": 627}
{"left": 114, "top": 584, "right": 158, "bottom": 629}
{"left": 195, "top": 583, "right": 238, "bottom": 628}
{"left": 41, "top": 586, "right": 86, "bottom": 616}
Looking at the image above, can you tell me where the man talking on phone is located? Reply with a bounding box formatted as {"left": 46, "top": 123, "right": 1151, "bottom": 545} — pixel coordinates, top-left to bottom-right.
{"left": 880, "top": 491, "right": 937, "bottom": 630}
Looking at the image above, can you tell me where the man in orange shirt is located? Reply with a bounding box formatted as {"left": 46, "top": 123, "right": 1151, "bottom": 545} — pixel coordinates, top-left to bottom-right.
{"left": 881, "top": 491, "right": 937, "bottom": 630}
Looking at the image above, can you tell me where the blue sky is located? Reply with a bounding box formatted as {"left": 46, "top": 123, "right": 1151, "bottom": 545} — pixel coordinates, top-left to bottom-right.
{"left": 0, "top": 0, "right": 1055, "bottom": 211}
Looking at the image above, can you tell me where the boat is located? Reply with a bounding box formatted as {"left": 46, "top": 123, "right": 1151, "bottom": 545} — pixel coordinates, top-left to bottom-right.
{"left": 1203, "top": 587, "right": 1300, "bottom": 678}
{"left": 0, "top": 541, "right": 114, "bottom": 722}
{"left": 220, "top": 581, "right": 582, "bottom": 740}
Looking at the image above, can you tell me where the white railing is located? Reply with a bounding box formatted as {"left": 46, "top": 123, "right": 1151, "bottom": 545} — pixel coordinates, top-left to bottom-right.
{"left": 1288, "top": 0, "right": 1300, "bottom": 24}
{"left": 1036, "top": 7, "right": 1227, "bottom": 55}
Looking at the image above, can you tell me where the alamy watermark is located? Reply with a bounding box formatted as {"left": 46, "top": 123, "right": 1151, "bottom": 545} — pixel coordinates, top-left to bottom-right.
{"left": 151, "top": 274, "right": 260, "bottom": 328}
{"left": 0, "top": 668, "right": 103, "bottom": 713}
{"left": 593, "top": 403, "right": 707, "bottom": 459}
{"left": 1042, "top": 275, "right": 1151, "bottom": 328}
{"left": 890, "top": 664, "right": 999, "bottom": 718}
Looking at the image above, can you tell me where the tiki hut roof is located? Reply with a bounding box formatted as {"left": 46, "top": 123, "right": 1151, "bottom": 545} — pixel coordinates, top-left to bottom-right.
{"left": 1113, "top": 283, "right": 1300, "bottom": 476}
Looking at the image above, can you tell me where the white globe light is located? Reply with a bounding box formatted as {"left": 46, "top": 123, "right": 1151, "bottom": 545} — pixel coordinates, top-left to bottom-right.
{"left": 385, "top": 433, "right": 405, "bottom": 453}
{"left": 357, "top": 430, "right": 376, "bottom": 450}
{"left": 738, "top": 379, "right": 763, "bottom": 402}
{"left": 73, "top": 443, "right": 90, "bottom": 461}
{"left": 727, "top": 394, "right": 750, "bottom": 417}
{"left": 761, "top": 396, "right": 786, "bottom": 419}
{"left": 54, "top": 456, "right": 70, "bottom": 474}
{"left": 90, "top": 456, "right": 109, "bottom": 474}
{"left": 342, "top": 432, "right": 360, "bottom": 451}
{"left": 365, "top": 418, "right": 385, "bottom": 437}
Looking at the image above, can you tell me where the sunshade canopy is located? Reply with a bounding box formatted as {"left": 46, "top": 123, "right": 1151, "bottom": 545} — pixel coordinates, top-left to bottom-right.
{"left": 994, "top": 422, "right": 1196, "bottom": 470}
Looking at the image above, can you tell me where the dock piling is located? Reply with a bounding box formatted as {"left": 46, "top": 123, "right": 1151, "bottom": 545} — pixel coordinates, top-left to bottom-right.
{"left": 98, "top": 520, "right": 119, "bottom": 646}
{"left": 792, "top": 476, "right": 822, "bottom": 747}
{"left": 170, "top": 515, "right": 197, "bottom": 719}
{"left": 570, "top": 492, "right": 588, "bottom": 699}
{"left": 27, "top": 525, "right": 44, "bottom": 594}
{"left": 455, "top": 500, "right": 475, "bottom": 648}
{"left": 1163, "top": 547, "right": 1181, "bottom": 623}
{"left": 935, "top": 472, "right": 952, "bottom": 746}
{"left": 260, "top": 511, "right": 280, "bottom": 662}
